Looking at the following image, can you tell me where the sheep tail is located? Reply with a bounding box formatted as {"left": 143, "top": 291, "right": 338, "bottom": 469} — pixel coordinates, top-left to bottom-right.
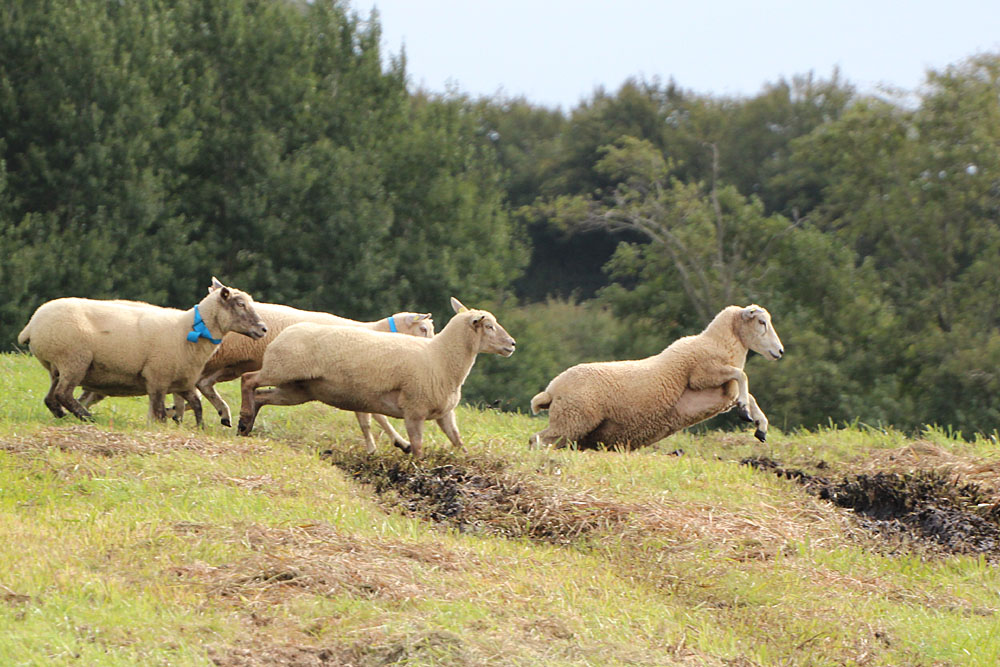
{"left": 530, "top": 391, "right": 552, "bottom": 415}
{"left": 17, "top": 322, "right": 31, "bottom": 346}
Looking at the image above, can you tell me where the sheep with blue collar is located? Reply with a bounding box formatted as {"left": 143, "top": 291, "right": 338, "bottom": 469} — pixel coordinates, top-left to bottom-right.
{"left": 17, "top": 278, "right": 267, "bottom": 425}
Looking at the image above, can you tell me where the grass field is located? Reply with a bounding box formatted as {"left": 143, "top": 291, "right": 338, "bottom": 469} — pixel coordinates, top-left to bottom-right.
{"left": 2, "top": 351, "right": 1000, "bottom": 666}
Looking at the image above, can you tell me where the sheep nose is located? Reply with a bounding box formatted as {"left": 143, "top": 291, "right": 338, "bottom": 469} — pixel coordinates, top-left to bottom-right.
{"left": 260, "top": 324, "right": 268, "bottom": 333}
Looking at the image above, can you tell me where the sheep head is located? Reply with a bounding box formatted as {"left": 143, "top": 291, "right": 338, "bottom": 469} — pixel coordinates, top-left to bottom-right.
{"left": 395, "top": 312, "right": 435, "bottom": 339}
{"left": 206, "top": 277, "right": 268, "bottom": 340}
{"left": 450, "top": 297, "right": 516, "bottom": 357}
{"left": 740, "top": 305, "right": 784, "bottom": 360}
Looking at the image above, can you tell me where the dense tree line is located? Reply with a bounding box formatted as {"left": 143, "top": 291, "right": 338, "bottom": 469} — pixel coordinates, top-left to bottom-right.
{"left": 0, "top": 0, "right": 523, "bottom": 340}
{"left": 2, "top": 0, "right": 999, "bottom": 435}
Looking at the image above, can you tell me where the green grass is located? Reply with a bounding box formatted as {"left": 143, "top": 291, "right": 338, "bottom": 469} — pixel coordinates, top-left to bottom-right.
{"left": 2, "top": 351, "right": 999, "bottom": 665}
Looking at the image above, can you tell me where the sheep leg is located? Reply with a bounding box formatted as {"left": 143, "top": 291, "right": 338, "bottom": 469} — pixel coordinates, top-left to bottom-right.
{"left": 372, "top": 413, "right": 411, "bottom": 451}
{"left": 43, "top": 367, "right": 66, "bottom": 418}
{"left": 672, "top": 381, "right": 740, "bottom": 430}
{"left": 78, "top": 390, "right": 105, "bottom": 409}
{"left": 166, "top": 394, "right": 185, "bottom": 423}
{"left": 147, "top": 389, "right": 169, "bottom": 422}
{"left": 197, "top": 371, "right": 233, "bottom": 427}
{"left": 238, "top": 376, "right": 315, "bottom": 435}
{"left": 745, "top": 392, "right": 768, "bottom": 442}
{"left": 528, "top": 398, "right": 603, "bottom": 449}
{"left": 528, "top": 429, "right": 574, "bottom": 450}
{"left": 403, "top": 417, "right": 425, "bottom": 458}
{"left": 52, "top": 364, "right": 94, "bottom": 421}
{"left": 354, "top": 412, "right": 380, "bottom": 454}
{"left": 176, "top": 389, "right": 204, "bottom": 428}
{"left": 237, "top": 371, "right": 263, "bottom": 436}
{"left": 435, "top": 410, "right": 465, "bottom": 450}
{"left": 681, "top": 375, "right": 768, "bottom": 441}
{"left": 689, "top": 364, "right": 752, "bottom": 421}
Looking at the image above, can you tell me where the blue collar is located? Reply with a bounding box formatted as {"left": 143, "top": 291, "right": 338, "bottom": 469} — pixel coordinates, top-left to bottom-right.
{"left": 387, "top": 315, "right": 398, "bottom": 333}
{"left": 186, "top": 305, "right": 222, "bottom": 344}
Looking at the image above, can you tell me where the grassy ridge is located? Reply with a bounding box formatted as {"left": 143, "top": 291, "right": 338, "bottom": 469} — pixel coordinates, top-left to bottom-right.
{"left": 1, "top": 352, "right": 999, "bottom": 665}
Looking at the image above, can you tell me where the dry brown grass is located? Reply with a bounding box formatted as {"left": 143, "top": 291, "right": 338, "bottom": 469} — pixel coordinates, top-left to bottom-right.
{"left": 857, "top": 440, "right": 1000, "bottom": 494}
{"left": 0, "top": 424, "right": 274, "bottom": 458}
{"left": 167, "top": 522, "right": 476, "bottom": 607}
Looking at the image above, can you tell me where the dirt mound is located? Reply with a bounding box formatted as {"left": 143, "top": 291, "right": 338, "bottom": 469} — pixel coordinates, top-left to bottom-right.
{"left": 323, "top": 449, "right": 634, "bottom": 544}
{"left": 742, "top": 456, "right": 1000, "bottom": 558}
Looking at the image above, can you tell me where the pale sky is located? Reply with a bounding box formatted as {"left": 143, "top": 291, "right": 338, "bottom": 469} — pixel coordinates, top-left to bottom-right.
{"left": 349, "top": 0, "right": 1000, "bottom": 109}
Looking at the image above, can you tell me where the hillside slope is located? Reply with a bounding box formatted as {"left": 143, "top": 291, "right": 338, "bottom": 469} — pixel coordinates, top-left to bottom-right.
{"left": 2, "top": 352, "right": 999, "bottom": 665}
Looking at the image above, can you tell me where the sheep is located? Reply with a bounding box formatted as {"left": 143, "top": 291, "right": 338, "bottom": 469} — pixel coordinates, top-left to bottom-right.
{"left": 17, "top": 278, "right": 267, "bottom": 425}
{"left": 182, "top": 303, "right": 434, "bottom": 430}
{"left": 237, "top": 297, "right": 516, "bottom": 458}
{"left": 77, "top": 304, "right": 434, "bottom": 448}
{"left": 528, "top": 304, "right": 784, "bottom": 450}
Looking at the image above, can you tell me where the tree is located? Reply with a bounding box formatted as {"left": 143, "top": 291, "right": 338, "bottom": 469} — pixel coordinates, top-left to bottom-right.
{"left": 379, "top": 93, "right": 528, "bottom": 317}
{"left": 545, "top": 137, "right": 797, "bottom": 324}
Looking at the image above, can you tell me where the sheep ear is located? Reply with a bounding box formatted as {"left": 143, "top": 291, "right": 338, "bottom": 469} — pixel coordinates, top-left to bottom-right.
{"left": 451, "top": 297, "right": 469, "bottom": 314}
{"left": 418, "top": 313, "right": 432, "bottom": 321}
{"left": 209, "top": 277, "right": 224, "bottom": 293}
{"left": 220, "top": 286, "right": 231, "bottom": 300}
{"left": 742, "top": 305, "right": 762, "bottom": 320}
{"left": 406, "top": 313, "right": 432, "bottom": 324}
{"left": 470, "top": 314, "right": 485, "bottom": 328}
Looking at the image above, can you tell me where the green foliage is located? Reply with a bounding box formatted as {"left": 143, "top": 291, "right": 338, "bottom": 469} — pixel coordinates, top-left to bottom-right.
{"left": 380, "top": 93, "right": 527, "bottom": 316}
{"left": 776, "top": 53, "right": 1000, "bottom": 432}
{"left": 0, "top": 0, "right": 521, "bottom": 346}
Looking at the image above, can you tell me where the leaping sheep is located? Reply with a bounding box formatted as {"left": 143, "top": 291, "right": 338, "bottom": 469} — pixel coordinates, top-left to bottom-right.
{"left": 529, "top": 304, "right": 784, "bottom": 450}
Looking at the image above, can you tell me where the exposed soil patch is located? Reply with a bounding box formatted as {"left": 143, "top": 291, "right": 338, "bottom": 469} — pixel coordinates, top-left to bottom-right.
{"left": 322, "top": 449, "right": 635, "bottom": 544}
{"left": 742, "top": 455, "right": 1000, "bottom": 559}
{"left": 0, "top": 425, "right": 273, "bottom": 457}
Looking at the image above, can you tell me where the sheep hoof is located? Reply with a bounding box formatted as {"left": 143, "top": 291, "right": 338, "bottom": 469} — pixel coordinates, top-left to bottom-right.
{"left": 236, "top": 419, "right": 252, "bottom": 436}
{"left": 220, "top": 418, "right": 232, "bottom": 428}
{"left": 738, "top": 408, "right": 753, "bottom": 423}
{"left": 393, "top": 441, "right": 412, "bottom": 454}
{"left": 754, "top": 428, "right": 766, "bottom": 442}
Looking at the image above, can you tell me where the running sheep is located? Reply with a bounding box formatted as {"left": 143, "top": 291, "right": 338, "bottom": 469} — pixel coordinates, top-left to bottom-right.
{"left": 79, "top": 303, "right": 433, "bottom": 447}
{"left": 529, "top": 305, "right": 784, "bottom": 450}
{"left": 17, "top": 278, "right": 267, "bottom": 425}
{"left": 237, "top": 298, "right": 515, "bottom": 457}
